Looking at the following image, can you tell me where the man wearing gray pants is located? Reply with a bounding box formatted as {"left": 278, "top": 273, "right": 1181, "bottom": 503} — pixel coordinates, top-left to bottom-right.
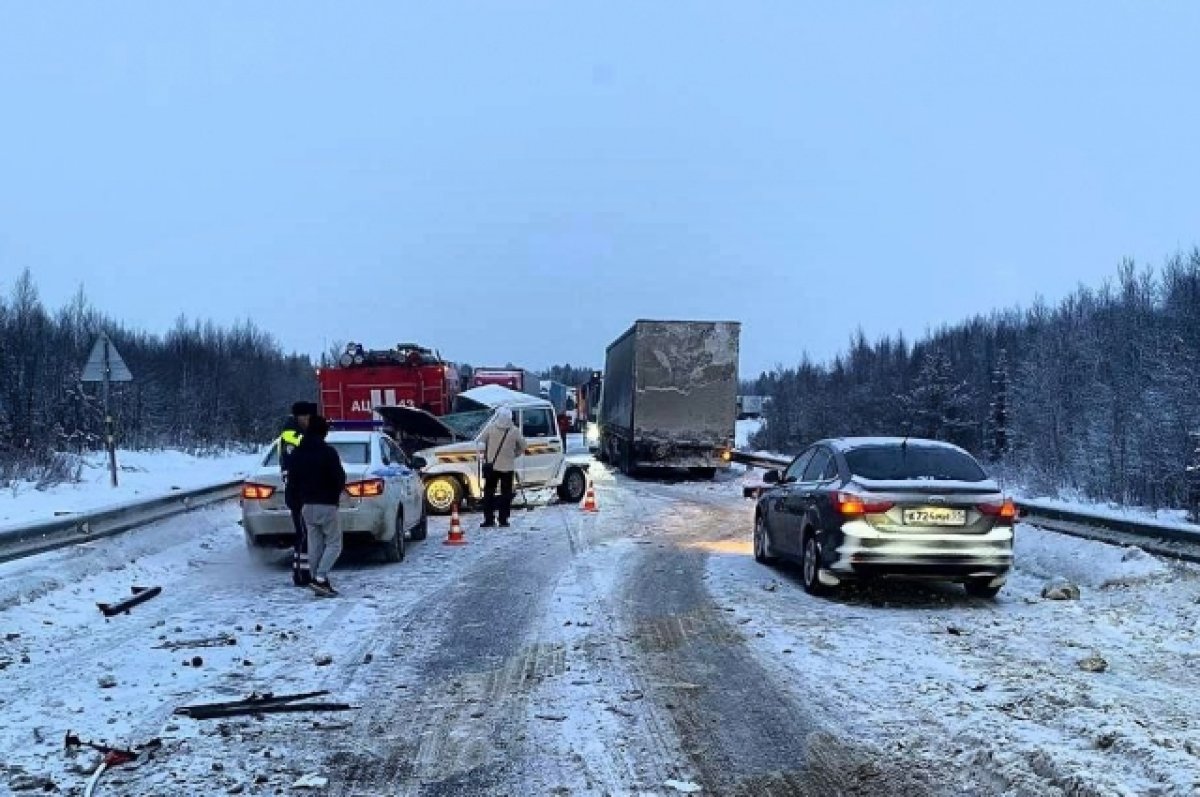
{"left": 288, "top": 415, "right": 347, "bottom": 597}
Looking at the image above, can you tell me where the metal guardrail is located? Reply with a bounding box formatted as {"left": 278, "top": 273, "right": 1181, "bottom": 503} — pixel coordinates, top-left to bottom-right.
{"left": 729, "top": 450, "right": 791, "bottom": 471}
{"left": 0, "top": 480, "right": 243, "bottom": 565}
{"left": 729, "top": 449, "right": 1200, "bottom": 561}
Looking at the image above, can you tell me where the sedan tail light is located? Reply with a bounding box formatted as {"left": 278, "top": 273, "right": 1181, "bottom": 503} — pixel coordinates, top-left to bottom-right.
{"left": 242, "top": 483, "right": 276, "bottom": 500}
{"left": 834, "top": 492, "right": 894, "bottom": 516}
{"left": 978, "top": 498, "right": 1017, "bottom": 520}
{"left": 346, "top": 478, "right": 385, "bottom": 498}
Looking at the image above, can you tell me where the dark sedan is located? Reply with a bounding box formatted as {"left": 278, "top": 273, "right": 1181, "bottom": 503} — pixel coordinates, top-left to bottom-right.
{"left": 753, "top": 437, "right": 1015, "bottom": 598}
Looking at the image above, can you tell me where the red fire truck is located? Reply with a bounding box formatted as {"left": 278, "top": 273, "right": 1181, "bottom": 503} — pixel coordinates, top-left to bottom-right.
{"left": 318, "top": 343, "right": 461, "bottom": 421}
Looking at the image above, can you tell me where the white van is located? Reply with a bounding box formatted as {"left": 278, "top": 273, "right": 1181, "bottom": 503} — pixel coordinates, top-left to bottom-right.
{"left": 378, "top": 385, "right": 590, "bottom": 514}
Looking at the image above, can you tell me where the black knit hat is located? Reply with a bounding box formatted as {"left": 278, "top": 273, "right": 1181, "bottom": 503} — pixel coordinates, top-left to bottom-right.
{"left": 306, "top": 415, "right": 330, "bottom": 440}
{"left": 291, "top": 401, "right": 318, "bottom": 417}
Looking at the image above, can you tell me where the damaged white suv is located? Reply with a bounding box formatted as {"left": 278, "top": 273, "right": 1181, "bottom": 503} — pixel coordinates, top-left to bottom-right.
{"left": 378, "top": 386, "right": 589, "bottom": 515}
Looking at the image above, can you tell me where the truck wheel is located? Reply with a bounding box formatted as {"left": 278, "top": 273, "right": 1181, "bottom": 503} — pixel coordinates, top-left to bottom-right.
{"left": 424, "top": 476, "right": 462, "bottom": 516}
{"left": 383, "top": 508, "right": 406, "bottom": 563}
{"left": 557, "top": 467, "right": 587, "bottom": 504}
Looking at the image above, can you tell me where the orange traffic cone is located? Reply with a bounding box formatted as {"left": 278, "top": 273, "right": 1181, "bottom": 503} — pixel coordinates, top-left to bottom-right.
{"left": 581, "top": 482, "right": 599, "bottom": 513}
{"left": 443, "top": 502, "right": 467, "bottom": 546}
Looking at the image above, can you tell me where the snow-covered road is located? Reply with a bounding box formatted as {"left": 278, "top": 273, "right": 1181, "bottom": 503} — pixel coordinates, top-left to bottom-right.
{"left": 1, "top": 465, "right": 1196, "bottom": 795}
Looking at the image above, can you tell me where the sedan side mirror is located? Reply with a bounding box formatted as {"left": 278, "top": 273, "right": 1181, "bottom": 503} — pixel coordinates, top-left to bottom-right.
{"left": 762, "top": 469, "right": 781, "bottom": 484}
{"left": 411, "top": 456, "right": 428, "bottom": 470}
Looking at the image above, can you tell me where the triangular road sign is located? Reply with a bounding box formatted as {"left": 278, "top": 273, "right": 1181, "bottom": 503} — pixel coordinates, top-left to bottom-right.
{"left": 82, "top": 333, "right": 134, "bottom": 382}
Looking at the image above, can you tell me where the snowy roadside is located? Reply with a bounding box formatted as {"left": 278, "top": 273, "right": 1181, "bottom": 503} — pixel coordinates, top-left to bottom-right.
{"left": 703, "top": 516, "right": 1200, "bottom": 796}
{"left": 0, "top": 448, "right": 262, "bottom": 529}
{"left": 1018, "top": 494, "right": 1198, "bottom": 533}
{"left": 0, "top": 502, "right": 542, "bottom": 796}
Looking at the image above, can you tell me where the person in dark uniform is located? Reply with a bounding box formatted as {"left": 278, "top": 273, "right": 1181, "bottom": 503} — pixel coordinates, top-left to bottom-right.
{"left": 557, "top": 411, "right": 571, "bottom": 450}
{"left": 279, "top": 401, "right": 317, "bottom": 585}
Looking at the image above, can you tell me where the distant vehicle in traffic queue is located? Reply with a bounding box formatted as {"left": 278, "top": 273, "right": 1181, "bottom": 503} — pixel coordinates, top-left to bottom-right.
{"left": 737, "top": 394, "right": 769, "bottom": 420}
{"left": 241, "top": 429, "right": 428, "bottom": 563}
{"left": 752, "top": 437, "right": 1015, "bottom": 599}
{"left": 469, "top": 366, "right": 540, "bottom": 395}
{"left": 378, "top": 385, "right": 590, "bottom": 515}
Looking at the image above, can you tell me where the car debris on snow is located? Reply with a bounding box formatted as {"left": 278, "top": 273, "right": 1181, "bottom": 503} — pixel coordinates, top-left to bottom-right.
{"left": 1078, "top": 654, "right": 1109, "bottom": 673}
{"left": 292, "top": 773, "right": 329, "bottom": 789}
{"left": 152, "top": 634, "right": 236, "bottom": 651}
{"left": 1041, "top": 578, "right": 1082, "bottom": 600}
{"left": 176, "top": 691, "right": 355, "bottom": 720}
{"left": 664, "top": 779, "right": 703, "bottom": 793}
{"left": 96, "top": 585, "right": 162, "bottom": 617}
{"left": 97, "top": 674, "right": 118, "bottom": 689}
{"left": 535, "top": 713, "right": 568, "bottom": 721}
{"left": 314, "top": 653, "right": 333, "bottom": 667}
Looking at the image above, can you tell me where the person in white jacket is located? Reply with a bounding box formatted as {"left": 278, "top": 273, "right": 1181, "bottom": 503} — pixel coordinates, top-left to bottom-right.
{"left": 480, "top": 410, "right": 526, "bottom": 528}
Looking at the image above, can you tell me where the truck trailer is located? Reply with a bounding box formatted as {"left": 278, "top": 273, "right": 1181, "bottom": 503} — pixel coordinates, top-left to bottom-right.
{"left": 599, "top": 320, "right": 740, "bottom": 476}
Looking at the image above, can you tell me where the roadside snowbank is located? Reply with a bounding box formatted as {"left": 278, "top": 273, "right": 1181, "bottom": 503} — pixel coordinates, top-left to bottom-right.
{"left": 1015, "top": 528, "right": 1168, "bottom": 588}
{"left": 0, "top": 448, "right": 262, "bottom": 529}
{"left": 1020, "top": 494, "right": 1197, "bottom": 534}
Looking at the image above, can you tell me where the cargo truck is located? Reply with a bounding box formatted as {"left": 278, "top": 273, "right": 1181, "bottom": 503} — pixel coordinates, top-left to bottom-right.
{"left": 599, "top": 320, "right": 740, "bottom": 476}
{"left": 737, "top": 395, "right": 767, "bottom": 420}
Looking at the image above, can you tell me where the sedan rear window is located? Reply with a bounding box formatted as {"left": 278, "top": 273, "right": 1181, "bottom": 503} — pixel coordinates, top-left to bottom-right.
{"left": 844, "top": 445, "right": 987, "bottom": 482}
{"left": 263, "top": 441, "right": 372, "bottom": 466}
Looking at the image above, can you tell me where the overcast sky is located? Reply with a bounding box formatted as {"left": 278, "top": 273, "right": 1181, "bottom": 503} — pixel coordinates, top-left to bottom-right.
{"left": 2, "top": 2, "right": 1198, "bottom": 376}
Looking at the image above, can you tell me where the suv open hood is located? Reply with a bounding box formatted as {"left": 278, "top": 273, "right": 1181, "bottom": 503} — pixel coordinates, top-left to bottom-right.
{"left": 375, "top": 406, "right": 463, "bottom": 445}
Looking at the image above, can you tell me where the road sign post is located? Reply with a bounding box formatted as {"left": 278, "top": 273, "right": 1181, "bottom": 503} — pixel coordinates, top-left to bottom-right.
{"left": 81, "top": 333, "right": 134, "bottom": 488}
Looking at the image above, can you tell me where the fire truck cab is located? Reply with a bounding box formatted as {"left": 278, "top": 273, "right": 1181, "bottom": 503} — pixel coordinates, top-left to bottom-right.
{"left": 319, "top": 342, "right": 460, "bottom": 421}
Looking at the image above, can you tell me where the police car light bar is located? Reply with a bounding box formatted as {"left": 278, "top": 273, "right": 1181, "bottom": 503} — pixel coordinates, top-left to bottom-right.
{"left": 329, "top": 419, "right": 384, "bottom": 431}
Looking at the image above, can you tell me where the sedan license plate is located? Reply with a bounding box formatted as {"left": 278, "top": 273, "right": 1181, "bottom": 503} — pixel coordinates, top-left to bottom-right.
{"left": 903, "top": 507, "right": 966, "bottom": 526}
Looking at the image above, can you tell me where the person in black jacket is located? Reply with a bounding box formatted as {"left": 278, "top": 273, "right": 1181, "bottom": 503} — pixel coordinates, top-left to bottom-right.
{"left": 288, "top": 415, "right": 347, "bottom": 597}
{"left": 279, "top": 401, "right": 318, "bottom": 586}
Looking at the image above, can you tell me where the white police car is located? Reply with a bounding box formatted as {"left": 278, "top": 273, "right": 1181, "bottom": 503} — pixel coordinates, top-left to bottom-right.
{"left": 241, "top": 429, "right": 427, "bottom": 562}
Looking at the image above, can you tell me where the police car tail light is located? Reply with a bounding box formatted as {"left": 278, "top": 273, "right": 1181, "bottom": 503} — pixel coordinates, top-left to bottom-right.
{"left": 346, "top": 478, "right": 385, "bottom": 498}
{"left": 241, "top": 483, "right": 276, "bottom": 500}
